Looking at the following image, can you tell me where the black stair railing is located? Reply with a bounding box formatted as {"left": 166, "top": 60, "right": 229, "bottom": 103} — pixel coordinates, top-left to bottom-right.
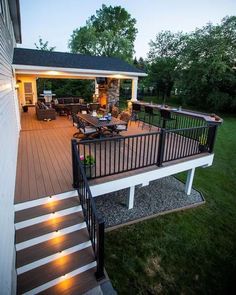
{"left": 72, "top": 139, "right": 105, "bottom": 280}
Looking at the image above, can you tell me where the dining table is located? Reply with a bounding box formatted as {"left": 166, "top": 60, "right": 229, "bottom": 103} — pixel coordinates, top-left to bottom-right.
{"left": 77, "top": 113, "right": 127, "bottom": 136}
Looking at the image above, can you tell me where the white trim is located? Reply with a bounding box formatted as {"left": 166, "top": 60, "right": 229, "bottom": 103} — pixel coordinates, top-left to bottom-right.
{"left": 22, "top": 261, "right": 97, "bottom": 295}
{"left": 15, "top": 206, "right": 82, "bottom": 230}
{"left": 14, "top": 190, "right": 78, "bottom": 212}
{"left": 16, "top": 222, "right": 86, "bottom": 251}
{"left": 90, "top": 154, "right": 214, "bottom": 197}
{"left": 17, "top": 241, "right": 92, "bottom": 275}
{"left": 12, "top": 64, "right": 147, "bottom": 78}
{"left": 131, "top": 78, "right": 138, "bottom": 101}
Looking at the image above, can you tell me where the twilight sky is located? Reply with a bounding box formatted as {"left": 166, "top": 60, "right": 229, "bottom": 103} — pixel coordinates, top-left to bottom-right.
{"left": 19, "top": 0, "right": 236, "bottom": 58}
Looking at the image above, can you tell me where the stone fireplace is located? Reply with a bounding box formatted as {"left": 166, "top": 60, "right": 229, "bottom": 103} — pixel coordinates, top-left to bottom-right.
{"left": 98, "top": 78, "right": 120, "bottom": 109}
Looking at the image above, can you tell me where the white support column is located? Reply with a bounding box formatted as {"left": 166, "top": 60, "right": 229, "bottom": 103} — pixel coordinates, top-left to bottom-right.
{"left": 127, "top": 186, "right": 135, "bottom": 209}
{"left": 131, "top": 78, "right": 138, "bottom": 102}
{"left": 185, "top": 168, "right": 195, "bottom": 195}
{"left": 94, "top": 78, "right": 99, "bottom": 96}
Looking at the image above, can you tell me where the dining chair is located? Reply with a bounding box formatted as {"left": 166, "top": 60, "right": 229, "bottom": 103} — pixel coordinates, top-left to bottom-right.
{"left": 114, "top": 111, "right": 130, "bottom": 134}
{"left": 72, "top": 114, "right": 97, "bottom": 138}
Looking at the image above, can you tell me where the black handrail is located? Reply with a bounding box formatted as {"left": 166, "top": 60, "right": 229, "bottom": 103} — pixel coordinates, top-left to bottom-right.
{"left": 71, "top": 139, "right": 105, "bottom": 280}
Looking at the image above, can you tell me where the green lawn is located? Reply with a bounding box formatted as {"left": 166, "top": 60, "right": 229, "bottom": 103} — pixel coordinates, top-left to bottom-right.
{"left": 104, "top": 115, "right": 236, "bottom": 294}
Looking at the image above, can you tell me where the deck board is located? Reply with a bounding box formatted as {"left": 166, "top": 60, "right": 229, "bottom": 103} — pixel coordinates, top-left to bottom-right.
{"left": 14, "top": 108, "right": 75, "bottom": 203}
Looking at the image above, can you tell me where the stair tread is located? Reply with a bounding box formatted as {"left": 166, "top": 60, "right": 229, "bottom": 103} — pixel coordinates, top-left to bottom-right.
{"left": 15, "top": 197, "right": 79, "bottom": 223}
{"left": 38, "top": 267, "right": 98, "bottom": 295}
{"left": 16, "top": 228, "right": 90, "bottom": 268}
{"left": 17, "top": 247, "right": 95, "bottom": 294}
{"left": 16, "top": 212, "right": 84, "bottom": 244}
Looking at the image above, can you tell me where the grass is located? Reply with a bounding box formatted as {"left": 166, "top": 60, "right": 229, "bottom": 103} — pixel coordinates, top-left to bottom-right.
{"left": 104, "top": 115, "right": 236, "bottom": 294}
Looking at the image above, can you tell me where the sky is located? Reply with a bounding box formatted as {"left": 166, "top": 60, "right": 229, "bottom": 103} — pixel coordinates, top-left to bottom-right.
{"left": 19, "top": 0, "right": 236, "bottom": 58}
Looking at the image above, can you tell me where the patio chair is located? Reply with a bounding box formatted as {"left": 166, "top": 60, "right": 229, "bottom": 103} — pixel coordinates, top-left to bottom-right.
{"left": 89, "top": 103, "right": 100, "bottom": 112}
{"left": 159, "top": 109, "right": 176, "bottom": 129}
{"left": 72, "top": 113, "right": 97, "bottom": 139}
{"left": 111, "top": 106, "right": 120, "bottom": 118}
{"left": 79, "top": 104, "right": 89, "bottom": 114}
{"left": 142, "top": 106, "right": 159, "bottom": 131}
{"left": 113, "top": 111, "right": 130, "bottom": 134}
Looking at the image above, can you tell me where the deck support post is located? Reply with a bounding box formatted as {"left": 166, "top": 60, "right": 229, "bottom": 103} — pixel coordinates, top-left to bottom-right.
{"left": 127, "top": 186, "right": 135, "bottom": 209}
{"left": 131, "top": 78, "right": 138, "bottom": 102}
{"left": 185, "top": 168, "right": 195, "bottom": 195}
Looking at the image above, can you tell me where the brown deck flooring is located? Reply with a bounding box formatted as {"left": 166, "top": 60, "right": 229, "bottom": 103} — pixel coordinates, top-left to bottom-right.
{"left": 15, "top": 107, "right": 157, "bottom": 203}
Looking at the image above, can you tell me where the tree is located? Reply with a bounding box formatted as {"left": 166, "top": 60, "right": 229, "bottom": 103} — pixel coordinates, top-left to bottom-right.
{"left": 147, "top": 31, "right": 187, "bottom": 101}
{"left": 148, "top": 31, "right": 188, "bottom": 61}
{"left": 34, "top": 37, "right": 56, "bottom": 51}
{"left": 68, "top": 5, "right": 138, "bottom": 62}
{"left": 177, "top": 16, "right": 236, "bottom": 111}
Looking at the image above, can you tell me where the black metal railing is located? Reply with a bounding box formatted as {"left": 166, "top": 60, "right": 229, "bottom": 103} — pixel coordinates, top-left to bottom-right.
{"left": 78, "top": 132, "right": 161, "bottom": 179}
{"left": 171, "top": 112, "right": 208, "bottom": 130}
{"left": 138, "top": 106, "right": 208, "bottom": 131}
{"left": 77, "top": 123, "right": 218, "bottom": 180}
{"left": 72, "top": 139, "right": 105, "bottom": 280}
{"left": 162, "top": 125, "right": 211, "bottom": 163}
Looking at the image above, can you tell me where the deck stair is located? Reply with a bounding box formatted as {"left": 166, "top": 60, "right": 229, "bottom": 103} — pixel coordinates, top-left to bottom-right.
{"left": 14, "top": 191, "right": 103, "bottom": 295}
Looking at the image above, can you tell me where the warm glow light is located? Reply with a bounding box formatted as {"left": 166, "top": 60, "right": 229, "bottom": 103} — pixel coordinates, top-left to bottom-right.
{"left": 45, "top": 71, "right": 62, "bottom": 76}
{"left": 48, "top": 196, "right": 53, "bottom": 203}
{"left": 112, "top": 74, "right": 124, "bottom": 79}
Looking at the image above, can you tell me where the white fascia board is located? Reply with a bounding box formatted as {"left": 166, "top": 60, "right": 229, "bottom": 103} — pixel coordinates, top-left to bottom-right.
{"left": 90, "top": 154, "right": 214, "bottom": 197}
{"left": 12, "top": 64, "right": 148, "bottom": 78}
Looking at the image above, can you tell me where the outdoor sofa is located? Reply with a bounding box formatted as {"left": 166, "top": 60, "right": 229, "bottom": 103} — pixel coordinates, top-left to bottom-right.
{"left": 35, "top": 102, "right": 56, "bottom": 120}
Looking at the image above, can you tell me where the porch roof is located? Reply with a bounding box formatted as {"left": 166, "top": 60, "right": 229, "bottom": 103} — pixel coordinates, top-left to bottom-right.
{"left": 12, "top": 48, "right": 147, "bottom": 78}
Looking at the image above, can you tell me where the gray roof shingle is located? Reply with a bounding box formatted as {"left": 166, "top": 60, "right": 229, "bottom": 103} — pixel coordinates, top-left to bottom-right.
{"left": 13, "top": 48, "right": 145, "bottom": 74}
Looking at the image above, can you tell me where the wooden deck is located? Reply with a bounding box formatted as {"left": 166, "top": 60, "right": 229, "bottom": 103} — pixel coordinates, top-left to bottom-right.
{"left": 15, "top": 107, "right": 157, "bottom": 203}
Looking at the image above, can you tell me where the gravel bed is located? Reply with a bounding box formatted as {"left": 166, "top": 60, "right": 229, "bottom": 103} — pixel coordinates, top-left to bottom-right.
{"left": 94, "top": 176, "right": 204, "bottom": 228}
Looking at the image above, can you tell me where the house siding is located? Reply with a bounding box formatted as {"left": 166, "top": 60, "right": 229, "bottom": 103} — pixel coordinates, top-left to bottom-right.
{"left": 0, "top": 0, "right": 20, "bottom": 294}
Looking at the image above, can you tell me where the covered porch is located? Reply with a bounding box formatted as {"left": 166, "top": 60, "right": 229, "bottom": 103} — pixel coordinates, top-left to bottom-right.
{"left": 13, "top": 48, "right": 146, "bottom": 113}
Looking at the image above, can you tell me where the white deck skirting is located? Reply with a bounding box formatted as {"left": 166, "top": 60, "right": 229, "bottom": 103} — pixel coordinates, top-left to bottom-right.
{"left": 90, "top": 154, "right": 214, "bottom": 209}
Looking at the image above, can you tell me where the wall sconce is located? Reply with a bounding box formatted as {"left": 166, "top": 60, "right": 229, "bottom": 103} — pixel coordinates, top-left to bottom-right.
{"left": 15, "top": 84, "right": 20, "bottom": 89}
